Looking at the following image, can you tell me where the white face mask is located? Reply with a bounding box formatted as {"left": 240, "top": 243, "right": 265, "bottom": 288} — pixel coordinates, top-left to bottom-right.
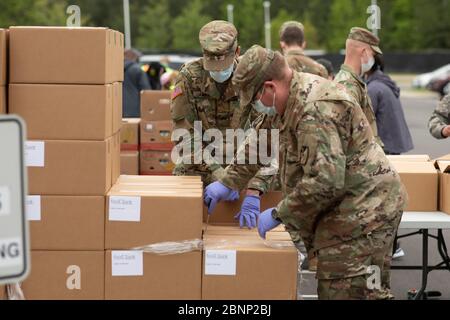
{"left": 252, "top": 87, "right": 277, "bottom": 116}
{"left": 361, "top": 55, "right": 375, "bottom": 76}
{"left": 209, "top": 64, "right": 234, "bottom": 83}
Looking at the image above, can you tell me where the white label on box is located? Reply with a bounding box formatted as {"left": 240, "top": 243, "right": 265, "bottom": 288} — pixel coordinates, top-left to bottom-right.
{"left": 108, "top": 196, "right": 141, "bottom": 222}
{"left": 111, "top": 251, "right": 143, "bottom": 276}
{"left": 0, "top": 186, "right": 11, "bottom": 216}
{"left": 25, "top": 141, "right": 45, "bottom": 167}
{"left": 26, "top": 196, "right": 41, "bottom": 221}
{"left": 0, "top": 238, "right": 22, "bottom": 267}
{"left": 204, "top": 250, "right": 237, "bottom": 276}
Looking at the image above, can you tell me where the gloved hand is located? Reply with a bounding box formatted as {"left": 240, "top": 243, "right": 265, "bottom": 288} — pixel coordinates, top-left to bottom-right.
{"left": 258, "top": 208, "right": 281, "bottom": 239}
{"left": 204, "top": 181, "right": 239, "bottom": 215}
{"left": 235, "top": 195, "right": 260, "bottom": 229}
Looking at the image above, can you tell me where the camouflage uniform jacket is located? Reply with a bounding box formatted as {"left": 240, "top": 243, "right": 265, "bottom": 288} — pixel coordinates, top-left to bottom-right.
{"left": 171, "top": 58, "right": 273, "bottom": 192}
{"left": 428, "top": 94, "right": 450, "bottom": 139}
{"left": 221, "top": 71, "right": 408, "bottom": 253}
{"left": 285, "top": 49, "right": 328, "bottom": 78}
{"left": 335, "top": 64, "right": 381, "bottom": 144}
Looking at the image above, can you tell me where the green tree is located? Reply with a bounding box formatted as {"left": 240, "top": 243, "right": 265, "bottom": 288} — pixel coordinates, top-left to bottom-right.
{"left": 232, "top": 0, "right": 265, "bottom": 50}
{"left": 327, "top": 0, "right": 369, "bottom": 51}
{"left": 0, "top": 0, "right": 69, "bottom": 27}
{"left": 136, "top": 1, "right": 171, "bottom": 50}
{"left": 171, "top": 0, "right": 211, "bottom": 51}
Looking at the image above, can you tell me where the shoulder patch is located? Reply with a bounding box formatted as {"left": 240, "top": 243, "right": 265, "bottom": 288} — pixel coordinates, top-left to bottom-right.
{"left": 171, "top": 86, "right": 183, "bottom": 100}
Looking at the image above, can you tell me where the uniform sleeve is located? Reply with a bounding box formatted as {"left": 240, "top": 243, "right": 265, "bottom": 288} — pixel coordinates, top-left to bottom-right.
{"left": 170, "top": 73, "right": 224, "bottom": 175}
{"left": 428, "top": 94, "right": 450, "bottom": 139}
{"left": 273, "top": 111, "right": 346, "bottom": 252}
{"left": 220, "top": 115, "right": 274, "bottom": 191}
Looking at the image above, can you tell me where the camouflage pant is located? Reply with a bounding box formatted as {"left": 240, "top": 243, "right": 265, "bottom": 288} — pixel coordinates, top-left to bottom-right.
{"left": 316, "top": 211, "right": 403, "bottom": 300}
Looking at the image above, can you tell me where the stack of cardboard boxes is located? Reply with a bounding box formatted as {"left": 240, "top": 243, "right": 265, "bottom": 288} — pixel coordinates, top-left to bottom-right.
{"left": 139, "top": 91, "right": 175, "bottom": 175}
{"left": 104, "top": 175, "right": 203, "bottom": 299}
{"left": 7, "top": 27, "right": 123, "bottom": 299}
{"left": 120, "top": 118, "right": 140, "bottom": 175}
{"left": 0, "top": 29, "right": 7, "bottom": 114}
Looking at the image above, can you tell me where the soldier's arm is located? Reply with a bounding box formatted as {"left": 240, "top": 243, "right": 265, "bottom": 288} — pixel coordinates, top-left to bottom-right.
{"left": 272, "top": 110, "right": 346, "bottom": 252}
{"left": 428, "top": 94, "right": 450, "bottom": 139}
{"left": 220, "top": 115, "right": 274, "bottom": 191}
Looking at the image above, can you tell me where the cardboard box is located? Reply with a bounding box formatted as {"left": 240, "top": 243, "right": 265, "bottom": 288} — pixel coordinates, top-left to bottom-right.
{"left": 140, "top": 149, "right": 174, "bottom": 175}
{"left": 112, "top": 133, "right": 121, "bottom": 185}
{"left": 140, "top": 90, "right": 171, "bottom": 121}
{"left": 0, "top": 86, "right": 5, "bottom": 114}
{"left": 105, "top": 182, "right": 203, "bottom": 249}
{"left": 22, "top": 251, "right": 104, "bottom": 300}
{"left": 27, "top": 138, "right": 113, "bottom": 195}
{"left": 387, "top": 155, "right": 431, "bottom": 162}
{"left": 117, "top": 174, "right": 202, "bottom": 184}
{"left": 113, "top": 82, "right": 123, "bottom": 134}
{"left": 140, "top": 120, "right": 174, "bottom": 148}
{"left": 435, "top": 160, "right": 450, "bottom": 215}
{"left": 436, "top": 154, "right": 450, "bottom": 161}
{"left": 120, "top": 151, "right": 139, "bottom": 175}
{"left": 9, "top": 84, "right": 116, "bottom": 140}
{"left": 105, "top": 250, "right": 201, "bottom": 300}
{"left": 121, "top": 118, "right": 140, "bottom": 150}
{"left": 0, "top": 29, "right": 7, "bottom": 86}
{"left": 0, "top": 285, "right": 6, "bottom": 300}
{"left": 203, "top": 191, "right": 283, "bottom": 224}
{"left": 27, "top": 196, "right": 105, "bottom": 250}
{"left": 202, "top": 232, "right": 297, "bottom": 300}
{"left": 10, "top": 27, "right": 123, "bottom": 84}
{"left": 391, "top": 161, "right": 438, "bottom": 211}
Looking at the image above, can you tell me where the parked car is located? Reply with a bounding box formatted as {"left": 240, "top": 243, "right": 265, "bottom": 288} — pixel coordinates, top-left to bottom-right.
{"left": 412, "top": 64, "right": 450, "bottom": 88}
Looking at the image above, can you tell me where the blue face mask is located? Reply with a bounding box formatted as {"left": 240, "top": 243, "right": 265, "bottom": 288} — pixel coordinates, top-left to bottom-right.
{"left": 209, "top": 64, "right": 234, "bottom": 83}
{"left": 252, "top": 87, "right": 277, "bottom": 116}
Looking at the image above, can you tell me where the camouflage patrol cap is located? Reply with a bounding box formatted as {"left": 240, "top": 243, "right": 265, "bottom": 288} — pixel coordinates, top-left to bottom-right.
{"left": 279, "top": 21, "right": 304, "bottom": 37}
{"left": 348, "top": 27, "right": 382, "bottom": 55}
{"left": 232, "top": 45, "right": 276, "bottom": 107}
{"left": 199, "top": 20, "right": 238, "bottom": 71}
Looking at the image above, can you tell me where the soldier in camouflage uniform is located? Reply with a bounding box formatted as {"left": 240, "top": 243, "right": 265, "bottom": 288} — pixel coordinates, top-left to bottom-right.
{"left": 279, "top": 21, "right": 328, "bottom": 78}
{"left": 171, "top": 21, "right": 274, "bottom": 229}
{"left": 204, "top": 45, "right": 408, "bottom": 299}
{"left": 335, "top": 27, "right": 382, "bottom": 147}
{"left": 428, "top": 94, "right": 450, "bottom": 139}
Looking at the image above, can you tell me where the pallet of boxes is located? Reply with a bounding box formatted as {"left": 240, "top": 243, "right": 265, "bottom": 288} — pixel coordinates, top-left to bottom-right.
{"left": 103, "top": 176, "right": 298, "bottom": 300}
{"left": 139, "top": 90, "right": 175, "bottom": 175}
{"left": 7, "top": 26, "right": 123, "bottom": 300}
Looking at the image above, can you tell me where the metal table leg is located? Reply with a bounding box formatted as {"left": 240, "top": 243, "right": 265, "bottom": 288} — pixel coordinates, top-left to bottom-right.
{"left": 414, "top": 229, "right": 429, "bottom": 300}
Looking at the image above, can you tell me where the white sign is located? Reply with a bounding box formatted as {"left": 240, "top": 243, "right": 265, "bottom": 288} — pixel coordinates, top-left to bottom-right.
{"left": 108, "top": 196, "right": 141, "bottom": 222}
{"left": 0, "top": 116, "right": 30, "bottom": 285}
{"left": 25, "top": 141, "right": 45, "bottom": 167}
{"left": 0, "top": 186, "right": 11, "bottom": 216}
{"left": 111, "top": 251, "right": 143, "bottom": 276}
{"left": 204, "top": 250, "right": 236, "bottom": 276}
{"left": 0, "top": 238, "right": 22, "bottom": 268}
{"left": 26, "top": 196, "right": 41, "bottom": 221}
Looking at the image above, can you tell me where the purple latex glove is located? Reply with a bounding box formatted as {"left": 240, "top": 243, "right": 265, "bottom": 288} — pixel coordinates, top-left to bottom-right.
{"left": 258, "top": 208, "right": 281, "bottom": 239}
{"left": 235, "top": 195, "right": 260, "bottom": 229}
{"left": 204, "top": 181, "right": 239, "bottom": 215}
